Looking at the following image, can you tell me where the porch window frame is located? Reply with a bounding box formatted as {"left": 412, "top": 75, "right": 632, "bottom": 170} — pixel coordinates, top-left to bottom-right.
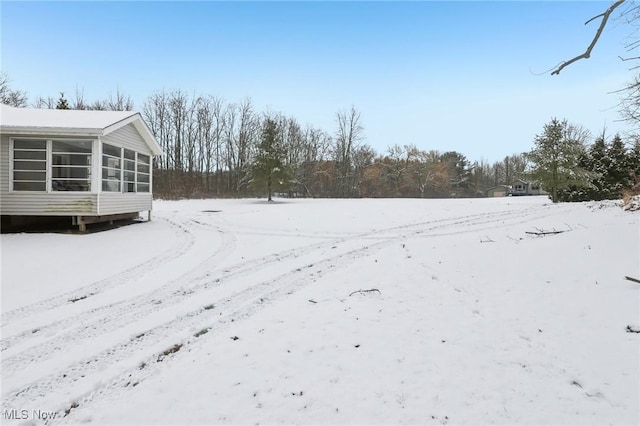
{"left": 10, "top": 138, "right": 48, "bottom": 192}
{"left": 9, "top": 138, "right": 96, "bottom": 193}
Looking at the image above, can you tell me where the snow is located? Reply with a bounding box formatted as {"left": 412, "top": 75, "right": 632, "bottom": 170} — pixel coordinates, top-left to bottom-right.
{"left": 1, "top": 197, "right": 638, "bottom": 425}
{"left": 0, "top": 104, "right": 136, "bottom": 131}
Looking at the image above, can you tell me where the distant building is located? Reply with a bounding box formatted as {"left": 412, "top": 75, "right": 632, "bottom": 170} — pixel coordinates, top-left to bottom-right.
{"left": 507, "top": 179, "right": 547, "bottom": 196}
{"left": 1, "top": 104, "right": 162, "bottom": 231}
{"left": 487, "top": 185, "right": 510, "bottom": 197}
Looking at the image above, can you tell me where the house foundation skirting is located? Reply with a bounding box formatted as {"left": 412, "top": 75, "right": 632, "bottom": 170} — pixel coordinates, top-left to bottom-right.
{"left": 73, "top": 213, "right": 141, "bottom": 232}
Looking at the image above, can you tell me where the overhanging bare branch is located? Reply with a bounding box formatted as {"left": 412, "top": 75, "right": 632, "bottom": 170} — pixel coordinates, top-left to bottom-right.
{"left": 552, "top": 0, "right": 626, "bottom": 75}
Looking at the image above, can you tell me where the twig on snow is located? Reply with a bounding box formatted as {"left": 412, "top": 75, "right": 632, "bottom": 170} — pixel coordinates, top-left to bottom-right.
{"left": 349, "top": 288, "right": 381, "bottom": 297}
{"left": 624, "top": 276, "right": 640, "bottom": 284}
{"left": 525, "top": 230, "right": 566, "bottom": 236}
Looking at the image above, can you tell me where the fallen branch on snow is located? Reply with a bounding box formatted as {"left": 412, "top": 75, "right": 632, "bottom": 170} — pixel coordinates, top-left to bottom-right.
{"left": 525, "top": 230, "right": 566, "bottom": 236}
{"left": 624, "top": 276, "right": 640, "bottom": 284}
{"left": 349, "top": 288, "right": 381, "bottom": 297}
{"left": 626, "top": 325, "right": 640, "bottom": 334}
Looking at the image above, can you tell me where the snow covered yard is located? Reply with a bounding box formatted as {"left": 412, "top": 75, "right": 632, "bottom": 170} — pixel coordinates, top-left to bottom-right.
{"left": 1, "top": 197, "right": 638, "bottom": 425}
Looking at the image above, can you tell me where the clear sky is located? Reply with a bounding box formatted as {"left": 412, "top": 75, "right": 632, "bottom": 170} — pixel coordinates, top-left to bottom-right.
{"left": 0, "top": 1, "right": 633, "bottom": 162}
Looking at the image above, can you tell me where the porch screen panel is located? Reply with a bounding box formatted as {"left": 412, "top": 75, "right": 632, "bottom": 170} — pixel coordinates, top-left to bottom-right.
{"left": 13, "top": 139, "right": 46, "bottom": 191}
{"left": 52, "top": 140, "right": 92, "bottom": 192}
{"left": 137, "top": 154, "right": 150, "bottom": 192}
{"left": 123, "top": 149, "right": 136, "bottom": 193}
{"left": 102, "top": 144, "right": 122, "bottom": 192}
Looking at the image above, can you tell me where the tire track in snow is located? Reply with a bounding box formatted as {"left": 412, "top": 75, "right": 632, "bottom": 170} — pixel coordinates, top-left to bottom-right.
{"left": 0, "top": 215, "right": 195, "bottom": 330}
{"left": 1, "top": 207, "right": 526, "bottom": 363}
{"left": 0, "top": 214, "right": 236, "bottom": 357}
{"left": 58, "top": 204, "right": 562, "bottom": 423}
{"left": 1, "top": 206, "right": 549, "bottom": 372}
{"left": 2, "top": 205, "right": 554, "bottom": 416}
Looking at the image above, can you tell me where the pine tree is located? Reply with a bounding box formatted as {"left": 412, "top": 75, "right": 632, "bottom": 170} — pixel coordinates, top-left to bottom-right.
{"left": 250, "top": 117, "right": 291, "bottom": 201}
{"left": 56, "top": 92, "right": 69, "bottom": 110}
{"left": 605, "top": 134, "right": 630, "bottom": 198}
{"left": 584, "top": 135, "right": 609, "bottom": 200}
{"left": 526, "top": 118, "right": 593, "bottom": 203}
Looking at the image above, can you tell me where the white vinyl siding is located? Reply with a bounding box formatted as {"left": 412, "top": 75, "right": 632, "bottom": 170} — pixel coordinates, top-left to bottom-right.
{"left": 101, "top": 123, "right": 150, "bottom": 154}
{"left": 97, "top": 193, "right": 152, "bottom": 215}
{"left": 0, "top": 192, "right": 98, "bottom": 215}
{"left": 0, "top": 135, "right": 10, "bottom": 194}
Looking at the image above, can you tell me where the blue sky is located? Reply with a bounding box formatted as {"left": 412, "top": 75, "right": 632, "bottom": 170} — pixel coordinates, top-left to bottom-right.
{"left": 0, "top": 1, "right": 633, "bottom": 162}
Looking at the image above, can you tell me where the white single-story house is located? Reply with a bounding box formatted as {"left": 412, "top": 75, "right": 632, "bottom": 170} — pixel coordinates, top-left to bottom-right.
{"left": 1, "top": 104, "right": 162, "bottom": 231}
{"left": 508, "top": 179, "right": 547, "bottom": 196}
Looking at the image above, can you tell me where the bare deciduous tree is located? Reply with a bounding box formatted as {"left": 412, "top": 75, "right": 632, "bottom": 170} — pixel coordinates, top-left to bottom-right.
{"left": 33, "top": 96, "right": 56, "bottom": 109}
{"left": 551, "top": 0, "right": 627, "bottom": 75}
{"left": 0, "top": 72, "right": 28, "bottom": 107}
{"left": 550, "top": 1, "right": 640, "bottom": 132}
{"left": 335, "top": 106, "right": 364, "bottom": 197}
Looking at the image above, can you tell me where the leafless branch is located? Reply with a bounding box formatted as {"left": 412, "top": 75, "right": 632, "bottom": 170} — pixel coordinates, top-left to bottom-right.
{"left": 348, "top": 288, "right": 381, "bottom": 297}
{"left": 552, "top": 0, "right": 626, "bottom": 75}
{"left": 525, "top": 230, "right": 566, "bottom": 236}
{"left": 619, "top": 55, "right": 640, "bottom": 61}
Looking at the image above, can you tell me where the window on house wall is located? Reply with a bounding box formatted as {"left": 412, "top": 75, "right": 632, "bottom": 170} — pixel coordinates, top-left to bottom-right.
{"left": 51, "top": 141, "right": 92, "bottom": 191}
{"left": 123, "top": 149, "right": 136, "bottom": 192}
{"left": 137, "top": 154, "right": 150, "bottom": 192}
{"left": 11, "top": 138, "right": 152, "bottom": 194}
{"left": 12, "top": 139, "right": 47, "bottom": 191}
{"left": 102, "top": 144, "right": 122, "bottom": 192}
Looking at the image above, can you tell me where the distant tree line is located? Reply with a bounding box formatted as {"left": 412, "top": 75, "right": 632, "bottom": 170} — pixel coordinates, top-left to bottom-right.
{"left": 140, "top": 89, "right": 530, "bottom": 199}
{"left": 2, "top": 72, "right": 638, "bottom": 202}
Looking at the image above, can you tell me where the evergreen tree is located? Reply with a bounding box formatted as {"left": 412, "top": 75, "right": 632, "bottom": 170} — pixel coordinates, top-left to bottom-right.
{"left": 627, "top": 140, "right": 640, "bottom": 197}
{"left": 629, "top": 139, "right": 640, "bottom": 177}
{"left": 441, "top": 151, "right": 472, "bottom": 196}
{"left": 526, "top": 118, "right": 593, "bottom": 203}
{"left": 56, "top": 92, "right": 69, "bottom": 110}
{"left": 250, "top": 117, "right": 291, "bottom": 201}
{"left": 584, "top": 135, "right": 609, "bottom": 200}
{"left": 605, "top": 135, "right": 632, "bottom": 198}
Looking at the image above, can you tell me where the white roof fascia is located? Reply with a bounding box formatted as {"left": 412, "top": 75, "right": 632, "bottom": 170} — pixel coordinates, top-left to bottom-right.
{"left": 102, "top": 113, "right": 163, "bottom": 156}
{"left": 0, "top": 104, "right": 163, "bottom": 156}
{"left": 101, "top": 114, "right": 139, "bottom": 135}
{"left": 0, "top": 126, "right": 103, "bottom": 137}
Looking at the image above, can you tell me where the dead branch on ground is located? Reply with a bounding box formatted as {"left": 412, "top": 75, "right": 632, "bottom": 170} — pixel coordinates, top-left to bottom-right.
{"left": 525, "top": 230, "right": 566, "bottom": 236}
{"left": 349, "top": 289, "right": 381, "bottom": 297}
